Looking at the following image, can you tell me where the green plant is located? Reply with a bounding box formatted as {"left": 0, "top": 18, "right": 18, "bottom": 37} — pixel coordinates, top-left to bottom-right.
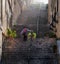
{"left": 49, "top": 32, "right": 56, "bottom": 38}
{"left": 44, "top": 32, "right": 56, "bottom": 38}
{"left": 7, "top": 28, "right": 17, "bottom": 38}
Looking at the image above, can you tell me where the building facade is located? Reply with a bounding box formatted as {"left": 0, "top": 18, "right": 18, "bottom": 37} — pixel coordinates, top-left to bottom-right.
{"left": 0, "top": 0, "right": 15, "bottom": 60}
{"left": 48, "top": 0, "right": 60, "bottom": 38}
{"left": 12, "top": 0, "right": 31, "bottom": 25}
{"left": 0, "top": 0, "right": 23, "bottom": 60}
{"left": 0, "top": 0, "right": 2, "bottom": 60}
{"left": 1, "top": 0, "right": 15, "bottom": 34}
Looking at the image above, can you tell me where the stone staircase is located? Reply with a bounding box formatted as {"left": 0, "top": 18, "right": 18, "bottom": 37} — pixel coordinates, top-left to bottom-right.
{"left": 12, "top": 23, "right": 50, "bottom": 38}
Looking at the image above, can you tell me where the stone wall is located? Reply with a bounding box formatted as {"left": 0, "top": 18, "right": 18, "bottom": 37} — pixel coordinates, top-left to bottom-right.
{"left": 48, "top": 0, "right": 60, "bottom": 38}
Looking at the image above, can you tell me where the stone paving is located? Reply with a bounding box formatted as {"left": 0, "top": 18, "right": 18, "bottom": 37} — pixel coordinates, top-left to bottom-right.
{"left": 2, "top": 38, "right": 58, "bottom": 64}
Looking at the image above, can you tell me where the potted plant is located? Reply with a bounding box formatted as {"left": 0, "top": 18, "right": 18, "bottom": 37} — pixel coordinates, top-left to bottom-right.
{"left": 7, "top": 28, "right": 17, "bottom": 39}
{"left": 49, "top": 31, "right": 56, "bottom": 38}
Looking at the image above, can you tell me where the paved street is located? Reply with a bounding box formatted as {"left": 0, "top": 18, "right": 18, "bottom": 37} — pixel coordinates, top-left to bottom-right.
{"left": 2, "top": 38, "right": 58, "bottom": 64}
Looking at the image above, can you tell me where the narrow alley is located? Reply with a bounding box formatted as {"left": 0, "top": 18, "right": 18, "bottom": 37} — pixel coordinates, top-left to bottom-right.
{"left": 0, "top": 0, "right": 60, "bottom": 64}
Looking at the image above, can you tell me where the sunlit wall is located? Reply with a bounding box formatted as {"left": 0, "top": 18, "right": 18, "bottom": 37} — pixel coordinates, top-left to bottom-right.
{"left": 32, "top": 0, "right": 48, "bottom": 4}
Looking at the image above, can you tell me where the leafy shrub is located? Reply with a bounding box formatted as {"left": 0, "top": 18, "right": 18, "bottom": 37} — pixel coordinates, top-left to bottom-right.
{"left": 49, "top": 32, "right": 56, "bottom": 38}
{"left": 44, "top": 32, "right": 56, "bottom": 38}
{"left": 7, "top": 28, "right": 17, "bottom": 38}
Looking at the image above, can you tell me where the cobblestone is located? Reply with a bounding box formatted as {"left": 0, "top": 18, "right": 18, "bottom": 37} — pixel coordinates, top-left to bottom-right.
{"left": 2, "top": 38, "right": 58, "bottom": 64}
